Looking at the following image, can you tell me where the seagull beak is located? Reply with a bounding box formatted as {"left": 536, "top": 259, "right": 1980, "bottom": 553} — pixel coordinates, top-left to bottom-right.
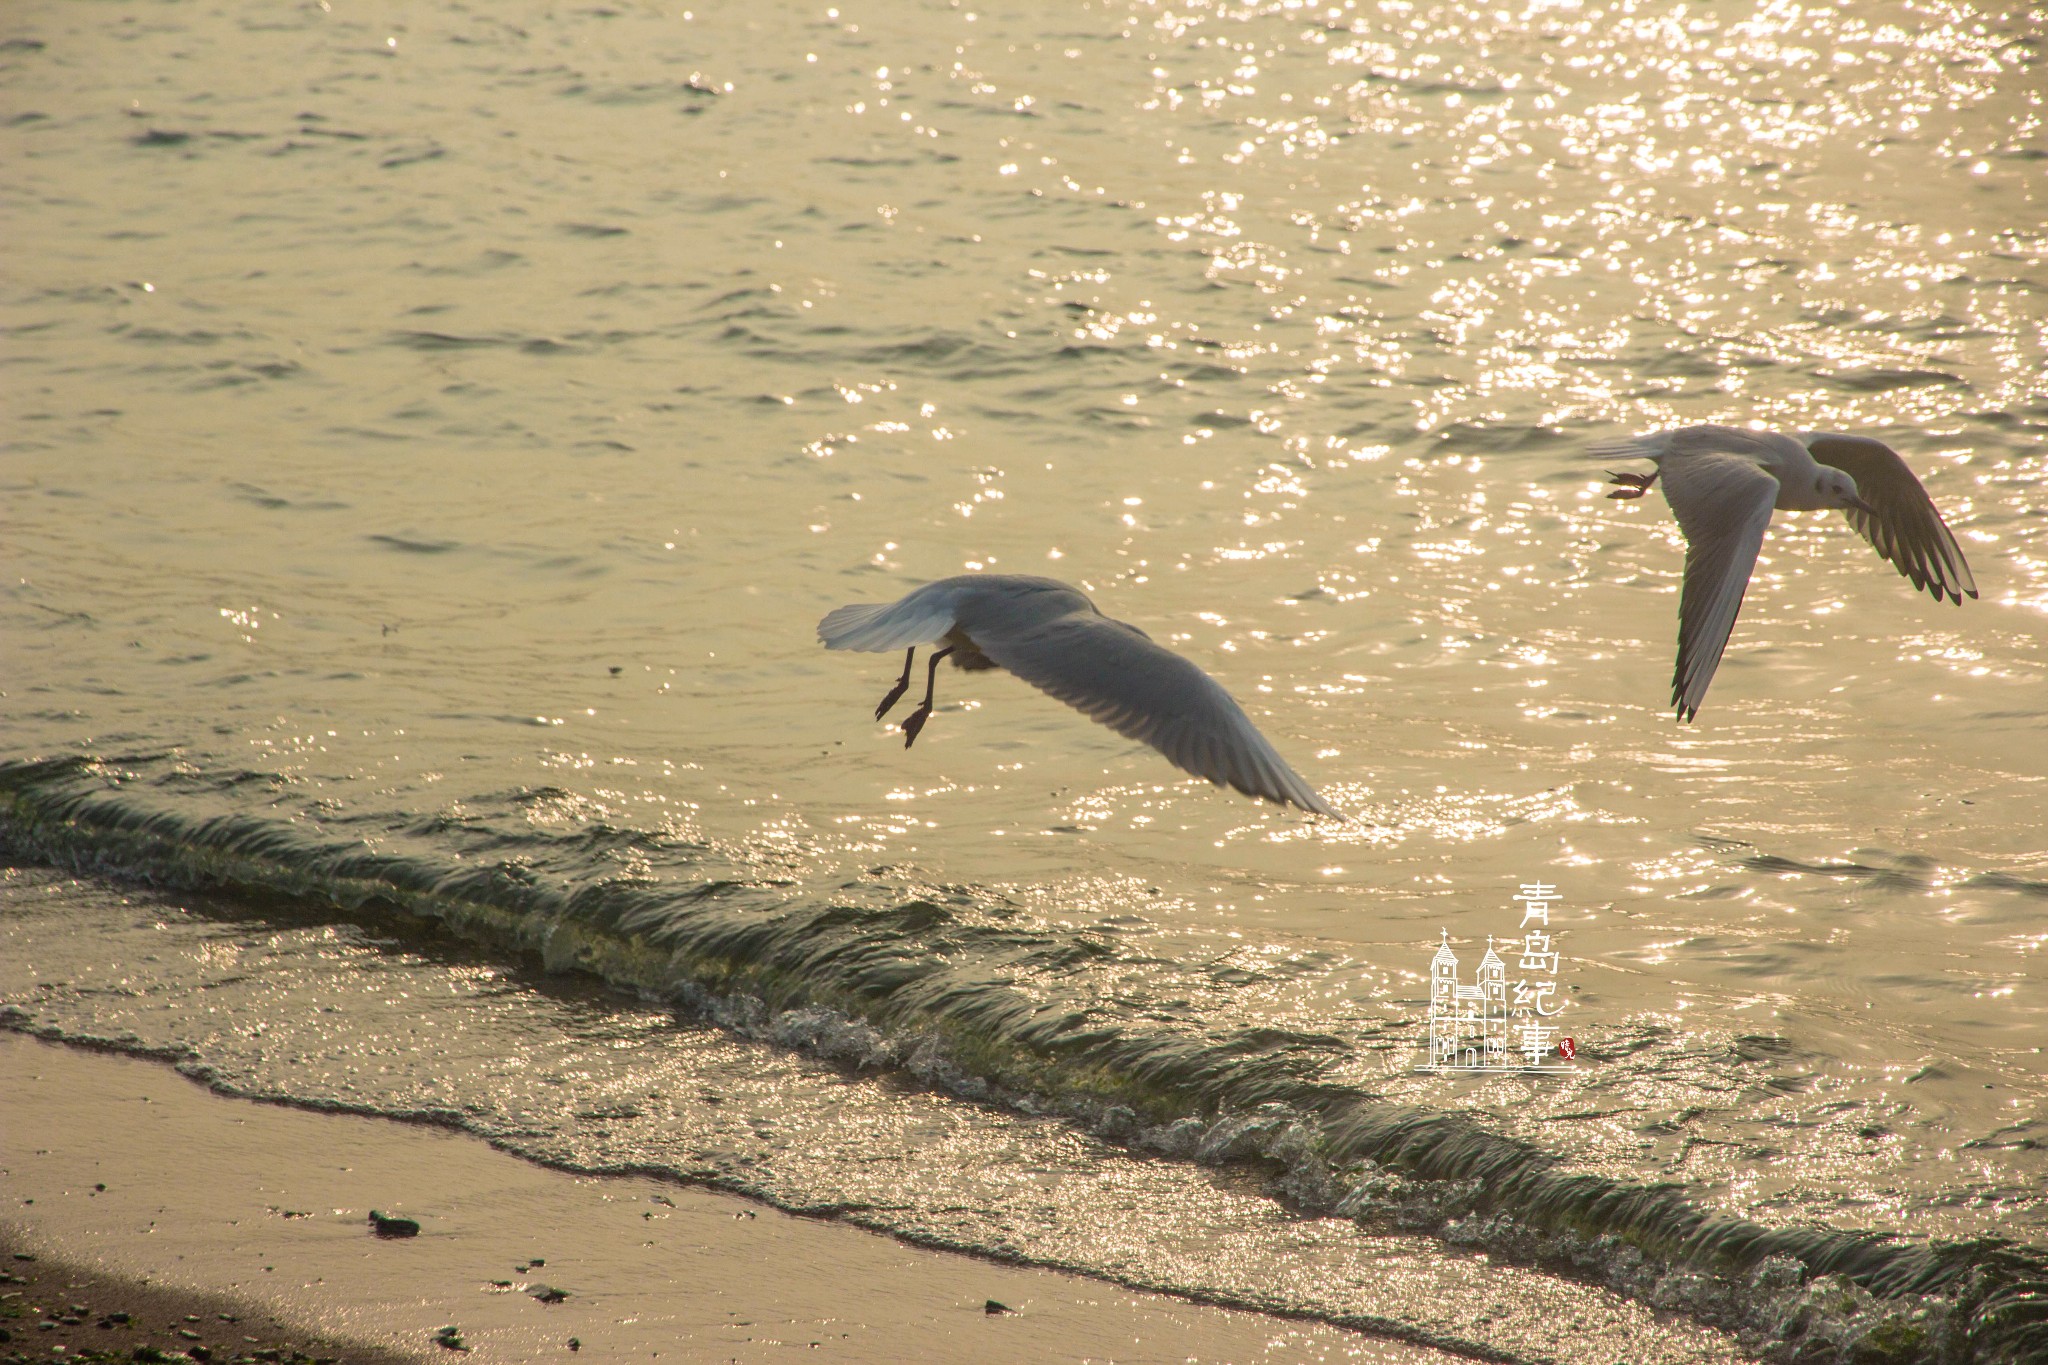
{"left": 1846, "top": 494, "right": 1877, "bottom": 516}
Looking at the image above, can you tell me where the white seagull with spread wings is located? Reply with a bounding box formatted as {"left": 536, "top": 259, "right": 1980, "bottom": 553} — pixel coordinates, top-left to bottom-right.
{"left": 818, "top": 574, "right": 1336, "bottom": 815}
{"left": 1595, "top": 424, "right": 1977, "bottom": 721}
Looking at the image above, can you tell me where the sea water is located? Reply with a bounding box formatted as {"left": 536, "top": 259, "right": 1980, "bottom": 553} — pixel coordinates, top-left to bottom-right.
{"left": 3, "top": 2, "right": 2043, "bottom": 1360}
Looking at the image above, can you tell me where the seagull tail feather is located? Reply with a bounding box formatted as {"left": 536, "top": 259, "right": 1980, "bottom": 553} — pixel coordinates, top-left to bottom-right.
{"left": 1585, "top": 434, "right": 1669, "bottom": 463}
{"left": 817, "top": 599, "right": 958, "bottom": 652}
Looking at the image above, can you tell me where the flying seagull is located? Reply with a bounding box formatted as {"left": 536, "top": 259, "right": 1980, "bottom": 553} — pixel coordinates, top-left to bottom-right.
{"left": 817, "top": 574, "right": 1336, "bottom": 815}
{"left": 1594, "top": 424, "right": 1977, "bottom": 721}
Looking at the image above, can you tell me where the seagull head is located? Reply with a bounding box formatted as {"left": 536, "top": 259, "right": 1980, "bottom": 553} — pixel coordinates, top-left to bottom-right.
{"left": 1820, "top": 468, "right": 1876, "bottom": 515}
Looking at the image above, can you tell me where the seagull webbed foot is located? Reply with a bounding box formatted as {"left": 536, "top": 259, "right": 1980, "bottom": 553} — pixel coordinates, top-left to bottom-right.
{"left": 899, "top": 645, "right": 953, "bottom": 748}
{"left": 874, "top": 647, "right": 915, "bottom": 720}
{"left": 1606, "top": 470, "right": 1658, "bottom": 500}
{"left": 901, "top": 705, "right": 933, "bottom": 747}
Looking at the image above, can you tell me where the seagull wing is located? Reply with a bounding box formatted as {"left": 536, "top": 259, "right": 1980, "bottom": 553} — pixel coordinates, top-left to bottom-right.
{"left": 1661, "top": 452, "right": 1781, "bottom": 722}
{"left": 971, "top": 612, "right": 1335, "bottom": 816}
{"left": 1805, "top": 434, "right": 1978, "bottom": 605}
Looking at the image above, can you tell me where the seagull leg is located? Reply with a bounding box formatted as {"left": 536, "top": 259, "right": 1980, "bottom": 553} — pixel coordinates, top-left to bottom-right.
{"left": 901, "top": 646, "right": 955, "bottom": 748}
{"left": 1606, "top": 470, "right": 1658, "bottom": 500}
{"left": 874, "top": 648, "right": 915, "bottom": 721}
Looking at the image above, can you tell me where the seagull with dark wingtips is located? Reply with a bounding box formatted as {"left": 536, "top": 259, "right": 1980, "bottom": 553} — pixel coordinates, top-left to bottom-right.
{"left": 1594, "top": 424, "right": 1977, "bottom": 721}
{"left": 817, "top": 574, "right": 1336, "bottom": 816}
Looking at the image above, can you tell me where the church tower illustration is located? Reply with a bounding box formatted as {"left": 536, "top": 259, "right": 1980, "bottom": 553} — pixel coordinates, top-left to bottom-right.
{"left": 1427, "top": 931, "right": 1511, "bottom": 1069}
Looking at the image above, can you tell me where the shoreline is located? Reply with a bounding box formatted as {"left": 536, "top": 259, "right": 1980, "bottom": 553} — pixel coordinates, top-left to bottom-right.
{"left": 0, "top": 1033, "right": 1450, "bottom": 1363}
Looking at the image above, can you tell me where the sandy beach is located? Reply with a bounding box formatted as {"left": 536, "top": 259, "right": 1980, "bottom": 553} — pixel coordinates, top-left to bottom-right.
{"left": 4, "top": 0, "right": 2042, "bottom": 1360}
{"left": 1, "top": 1034, "right": 1448, "bottom": 1364}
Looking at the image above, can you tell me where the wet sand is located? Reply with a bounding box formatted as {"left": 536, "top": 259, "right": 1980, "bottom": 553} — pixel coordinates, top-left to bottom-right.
{"left": 0, "top": 1034, "right": 1449, "bottom": 1364}
{"left": 0, "top": 1241, "right": 414, "bottom": 1365}
{"left": 6, "top": 1, "right": 2039, "bottom": 1356}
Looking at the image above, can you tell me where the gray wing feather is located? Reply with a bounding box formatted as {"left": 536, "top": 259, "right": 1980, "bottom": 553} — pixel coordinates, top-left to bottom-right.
{"left": 1805, "top": 434, "right": 1978, "bottom": 604}
{"left": 1662, "top": 454, "right": 1780, "bottom": 722}
{"left": 972, "top": 613, "right": 1335, "bottom": 816}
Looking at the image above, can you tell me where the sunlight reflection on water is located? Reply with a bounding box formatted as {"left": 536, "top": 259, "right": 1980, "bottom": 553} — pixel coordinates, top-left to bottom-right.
{"left": 3, "top": 0, "right": 2045, "bottom": 1352}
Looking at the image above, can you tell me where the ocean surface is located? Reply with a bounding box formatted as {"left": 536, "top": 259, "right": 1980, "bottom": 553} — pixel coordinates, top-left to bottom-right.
{"left": 3, "top": 1, "right": 2043, "bottom": 1360}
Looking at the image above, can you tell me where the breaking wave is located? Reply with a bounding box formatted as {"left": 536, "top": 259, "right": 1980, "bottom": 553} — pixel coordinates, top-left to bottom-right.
{"left": 3, "top": 754, "right": 2043, "bottom": 1363}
